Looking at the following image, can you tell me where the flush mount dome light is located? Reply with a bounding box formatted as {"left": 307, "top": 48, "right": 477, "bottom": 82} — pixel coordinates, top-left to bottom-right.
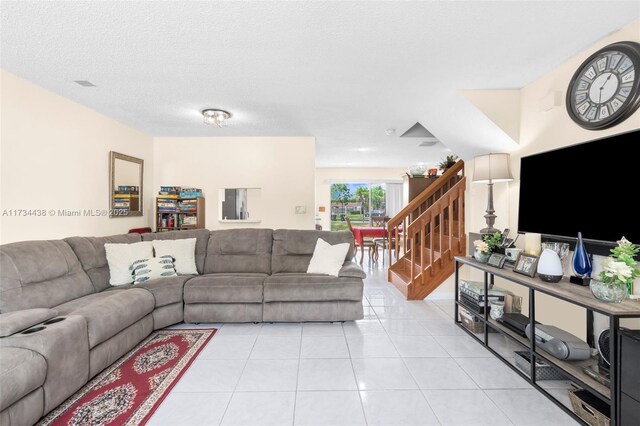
{"left": 202, "top": 109, "right": 231, "bottom": 127}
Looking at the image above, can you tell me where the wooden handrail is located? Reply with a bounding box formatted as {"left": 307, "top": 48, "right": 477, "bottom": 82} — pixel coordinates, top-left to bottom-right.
{"left": 407, "top": 177, "right": 466, "bottom": 235}
{"left": 387, "top": 160, "right": 464, "bottom": 231}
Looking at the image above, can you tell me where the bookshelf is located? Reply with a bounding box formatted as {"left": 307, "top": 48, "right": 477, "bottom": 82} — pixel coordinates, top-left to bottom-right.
{"left": 156, "top": 197, "right": 205, "bottom": 232}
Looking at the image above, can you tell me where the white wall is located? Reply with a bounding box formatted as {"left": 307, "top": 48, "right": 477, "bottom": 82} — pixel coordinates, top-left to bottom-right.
{"left": 465, "top": 19, "right": 640, "bottom": 338}
{"left": 314, "top": 167, "right": 406, "bottom": 231}
{"left": 0, "top": 70, "right": 154, "bottom": 244}
{"left": 153, "top": 137, "right": 315, "bottom": 230}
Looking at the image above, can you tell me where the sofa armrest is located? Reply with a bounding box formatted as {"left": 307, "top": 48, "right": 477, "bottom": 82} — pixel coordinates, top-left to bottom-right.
{"left": 338, "top": 261, "right": 367, "bottom": 279}
{"left": 0, "top": 309, "right": 58, "bottom": 337}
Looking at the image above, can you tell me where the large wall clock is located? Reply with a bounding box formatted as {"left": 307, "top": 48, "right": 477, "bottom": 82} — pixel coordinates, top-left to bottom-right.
{"left": 566, "top": 41, "right": 640, "bottom": 130}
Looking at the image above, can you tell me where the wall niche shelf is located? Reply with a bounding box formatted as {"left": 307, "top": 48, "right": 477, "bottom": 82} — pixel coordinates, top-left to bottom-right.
{"left": 454, "top": 256, "right": 640, "bottom": 426}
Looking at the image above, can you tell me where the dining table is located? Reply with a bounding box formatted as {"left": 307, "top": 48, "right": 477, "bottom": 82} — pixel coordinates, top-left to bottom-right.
{"left": 351, "top": 226, "right": 387, "bottom": 264}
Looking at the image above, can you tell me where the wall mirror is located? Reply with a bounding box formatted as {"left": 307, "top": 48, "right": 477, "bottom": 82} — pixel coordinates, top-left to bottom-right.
{"left": 109, "top": 151, "right": 144, "bottom": 217}
{"left": 218, "top": 188, "right": 261, "bottom": 222}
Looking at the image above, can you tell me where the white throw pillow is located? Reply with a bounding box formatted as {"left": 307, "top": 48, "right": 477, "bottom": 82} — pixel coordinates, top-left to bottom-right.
{"left": 104, "top": 241, "right": 154, "bottom": 285}
{"left": 131, "top": 255, "right": 178, "bottom": 284}
{"left": 152, "top": 238, "right": 198, "bottom": 275}
{"left": 307, "top": 238, "right": 350, "bottom": 277}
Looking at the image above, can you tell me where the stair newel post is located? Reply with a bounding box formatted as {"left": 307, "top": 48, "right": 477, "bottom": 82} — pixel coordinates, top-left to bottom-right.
{"left": 420, "top": 225, "right": 425, "bottom": 283}
{"left": 410, "top": 233, "right": 415, "bottom": 286}
{"left": 429, "top": 212, "right": 435, "bottom": 275}
{"left": 439, "top": 204, "right": 444, "bottom": 264}
{"left": 448, "top": 195, "right": 454, "bottom": 261}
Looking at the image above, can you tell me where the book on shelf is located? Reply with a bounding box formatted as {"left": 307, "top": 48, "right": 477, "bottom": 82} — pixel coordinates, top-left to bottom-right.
{"left": 179, "top": 192, "right": 203, "bottom": 198}
{"left": 182, "top": 217, "right": 197, "bottom": 226}
{"left": 117, "top": 185, "right": 139, "bottom": 193}
{"left": 160, "top": 186, "right": 181, "bottom": 193}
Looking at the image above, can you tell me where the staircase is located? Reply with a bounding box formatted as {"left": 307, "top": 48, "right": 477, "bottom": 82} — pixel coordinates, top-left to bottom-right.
{"left": 387, "top": 161, "right": 467, "bottom": 300}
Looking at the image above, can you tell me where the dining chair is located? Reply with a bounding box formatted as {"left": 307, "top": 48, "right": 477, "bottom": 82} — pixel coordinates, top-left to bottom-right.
{"left": 346, "top": 216, "right": 375, "bottom": 264}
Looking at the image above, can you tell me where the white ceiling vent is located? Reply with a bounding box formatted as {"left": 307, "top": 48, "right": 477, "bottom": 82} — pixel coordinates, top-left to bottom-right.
{"left": 418, "top": 140, "right": 438, "bottom": 147}
{"left": 400, "top": 122, "right": 435, "bottom": 139}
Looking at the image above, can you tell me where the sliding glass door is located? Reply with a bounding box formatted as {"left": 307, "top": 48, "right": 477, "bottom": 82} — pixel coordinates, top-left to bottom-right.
{"left": 330, "top": 183, "right": 388, "bottom": 231}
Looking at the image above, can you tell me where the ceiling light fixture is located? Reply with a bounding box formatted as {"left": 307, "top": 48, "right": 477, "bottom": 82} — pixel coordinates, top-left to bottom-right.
{"left": 202, "top": 109, "right": 231, "bottom": 127}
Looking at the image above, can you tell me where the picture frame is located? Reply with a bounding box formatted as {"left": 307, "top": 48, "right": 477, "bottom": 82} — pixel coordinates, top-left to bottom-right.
{"left": 513, "top": 252, "right": 539, "bottom": 277}
{"left": 487, "top": 253, "right": 507, "bottom": 268}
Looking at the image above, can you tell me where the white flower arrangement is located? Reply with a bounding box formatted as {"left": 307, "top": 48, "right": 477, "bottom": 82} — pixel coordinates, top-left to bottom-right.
{"left": 599, "top": 236, "right": 639, "bottom": 290}
{"left": 473, "top": 239, "right": 490, "bottom": 254}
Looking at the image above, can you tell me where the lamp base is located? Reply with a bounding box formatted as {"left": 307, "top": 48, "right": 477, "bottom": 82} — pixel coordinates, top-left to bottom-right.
{"left": 479, "top": 226, "right": 500, "bottom": 235}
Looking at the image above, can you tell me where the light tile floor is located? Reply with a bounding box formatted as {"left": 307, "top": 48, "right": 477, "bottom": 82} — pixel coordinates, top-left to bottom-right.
{"left": 150, "top": 259, "right": 578, "bottom": 426}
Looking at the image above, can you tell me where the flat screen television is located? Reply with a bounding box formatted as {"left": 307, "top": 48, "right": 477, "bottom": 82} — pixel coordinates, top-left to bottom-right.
{"left": 517, "top": 129, "right": 639, "bottom": 245}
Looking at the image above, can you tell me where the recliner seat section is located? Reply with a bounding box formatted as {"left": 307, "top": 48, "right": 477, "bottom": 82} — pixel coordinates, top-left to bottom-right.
{"left": 183, "top": 229, "right": 273, "bottom": 322}
{"left": 0, "top": 228, "right": 365, "bottom": 425}
{"left": 0, "top": 347, "right": 46, "bottom": 426}
{"left": 264, "top": 229, "right": 365, "bottom": 322}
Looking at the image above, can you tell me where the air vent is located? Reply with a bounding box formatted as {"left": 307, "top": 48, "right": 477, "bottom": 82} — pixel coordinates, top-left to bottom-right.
{"left": 74, "top": 80, "right": 96, "bottom": 87}
{"left": 418, "top": 141, "right": 438, "bottom": 147}
{"left": 400, "top": 122, "right": 435, "bottom": 139}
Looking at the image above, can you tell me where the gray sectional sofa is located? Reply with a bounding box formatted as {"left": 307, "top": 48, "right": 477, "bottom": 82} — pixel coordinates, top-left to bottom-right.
{"left": 0, "top": 228, "right": 365, "bottom": 426}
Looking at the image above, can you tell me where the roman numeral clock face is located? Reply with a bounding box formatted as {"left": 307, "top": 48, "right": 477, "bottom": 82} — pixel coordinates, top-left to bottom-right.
{"left": 567, "top": 41, "right": 640, "bottom": 130}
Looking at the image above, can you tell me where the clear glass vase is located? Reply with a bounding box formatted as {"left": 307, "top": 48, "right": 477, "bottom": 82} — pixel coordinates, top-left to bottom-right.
{"left": 590, "top": 280, "right": 628, "bottom": 303}
{"left": 474, "top": 250, "right": 490, "bottom": 263}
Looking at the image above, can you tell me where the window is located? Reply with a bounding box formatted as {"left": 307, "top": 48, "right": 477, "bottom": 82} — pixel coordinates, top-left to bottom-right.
{"left": 330, "top": 183, "right": 387, "bottom": 231}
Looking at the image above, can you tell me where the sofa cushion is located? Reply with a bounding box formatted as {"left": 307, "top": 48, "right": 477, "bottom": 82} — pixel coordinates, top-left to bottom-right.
{"left": 307, "top": 238, "right": 351, "bottom": 276}
{"left": 264, "top": 273, "right": 363, "bottom": 302}
{"left": 105, "top": 241, "right": 154, "bottom": 285}
{"left": 105, "top": 276, "right": 189, "bottom": 308}
{"left": 54, "top": 288, "right": 154, "bottom": 348}
{"left": 271, "top": 230, "right": 354, "bottom": 274}
{"left": 131, "top": 255, "right": 177, "bottom": 284}
{"left": 141, "top": 229, "right": 210, "bottom": 274}
{"left": 65, "top": 233, "right": 142, "bottom": 292}
{"left": 184, "top": 273, "right": 267, "bottom": 303}
{"left": 204, "top": 229, "right": 273, "bottom": 274}
{"left": 0, "top": 240, "right": 95, "bottom": 313}
{"left": 150, "top": 238, "right": 198, "bottom": 275}
{"left": 0, "top": 347, "right": 46, "bottom": 412}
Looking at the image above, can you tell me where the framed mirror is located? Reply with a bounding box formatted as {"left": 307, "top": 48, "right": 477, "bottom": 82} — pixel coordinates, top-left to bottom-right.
{"left": 109, "top": 151, "right": 144, "bottom": 217}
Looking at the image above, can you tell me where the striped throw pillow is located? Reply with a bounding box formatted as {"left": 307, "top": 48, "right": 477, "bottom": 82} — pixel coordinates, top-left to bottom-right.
{"left": 130, "top": 255, "right": 178, "bottom": 284}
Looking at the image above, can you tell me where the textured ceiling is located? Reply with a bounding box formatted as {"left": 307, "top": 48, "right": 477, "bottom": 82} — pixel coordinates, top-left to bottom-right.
{"left": 1, "top": 1, "right": 638, "bottom": 168}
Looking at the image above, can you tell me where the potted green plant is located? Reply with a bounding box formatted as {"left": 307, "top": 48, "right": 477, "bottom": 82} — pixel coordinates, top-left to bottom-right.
{"left": 590, "top": 237, "right": 639, "bottom": 303}
{"left": 473, "top": 232, "right": 503, "bottom": 263}
{"left": 438, "top": 154, "right": 459, "bottom": 171}
{"left": 483, "top": 231, "right": 504, "bottom": 254}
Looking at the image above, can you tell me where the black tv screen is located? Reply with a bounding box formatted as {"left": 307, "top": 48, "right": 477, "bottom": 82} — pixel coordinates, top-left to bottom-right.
{"left": 518, "top": 129, "right": 639, "bottom": 244}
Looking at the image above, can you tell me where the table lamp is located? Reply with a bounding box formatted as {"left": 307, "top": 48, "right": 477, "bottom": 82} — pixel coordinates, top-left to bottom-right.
{"left": 472, "top": 153, "right": 514, "bottom": 234}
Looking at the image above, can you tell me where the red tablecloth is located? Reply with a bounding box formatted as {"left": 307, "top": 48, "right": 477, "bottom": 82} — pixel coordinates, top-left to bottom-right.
{"left": 352, "top": 226, "right": 386, "bottom": 244}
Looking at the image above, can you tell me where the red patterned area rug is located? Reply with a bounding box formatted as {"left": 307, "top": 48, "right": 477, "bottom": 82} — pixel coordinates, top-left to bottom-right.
{"left": 38, "top": 328, "right": 216, "bottom": 426}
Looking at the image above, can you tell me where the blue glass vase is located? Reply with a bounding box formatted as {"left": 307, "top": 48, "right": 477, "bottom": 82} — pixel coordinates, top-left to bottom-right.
{"left": 572, "top": 232, "right": 592, "bottom": 277}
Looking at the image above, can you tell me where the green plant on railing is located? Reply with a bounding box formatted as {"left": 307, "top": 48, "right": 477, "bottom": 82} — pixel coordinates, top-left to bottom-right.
{"left": 438, "top": 155, "right": 458, "bottom": 170}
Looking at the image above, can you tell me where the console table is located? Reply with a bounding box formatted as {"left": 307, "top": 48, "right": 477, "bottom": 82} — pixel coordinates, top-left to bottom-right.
{"left": 454, "top": 256, "right": 640, "bottom": 426}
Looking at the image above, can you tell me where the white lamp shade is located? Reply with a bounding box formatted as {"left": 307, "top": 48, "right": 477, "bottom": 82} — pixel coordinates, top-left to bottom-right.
{"left": 472, "top": 153, "right": 514, "bottom": 183}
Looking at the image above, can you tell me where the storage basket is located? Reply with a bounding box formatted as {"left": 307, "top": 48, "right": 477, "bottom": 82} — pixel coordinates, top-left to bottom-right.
{"left": 459, "top": 307, "right": 483, "bottom": 333}
{"left": 568, "top": 389, "right": 610, "bottom": 426}
{"left": 514, "top": 351, "right": 566, "bottom": 381}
